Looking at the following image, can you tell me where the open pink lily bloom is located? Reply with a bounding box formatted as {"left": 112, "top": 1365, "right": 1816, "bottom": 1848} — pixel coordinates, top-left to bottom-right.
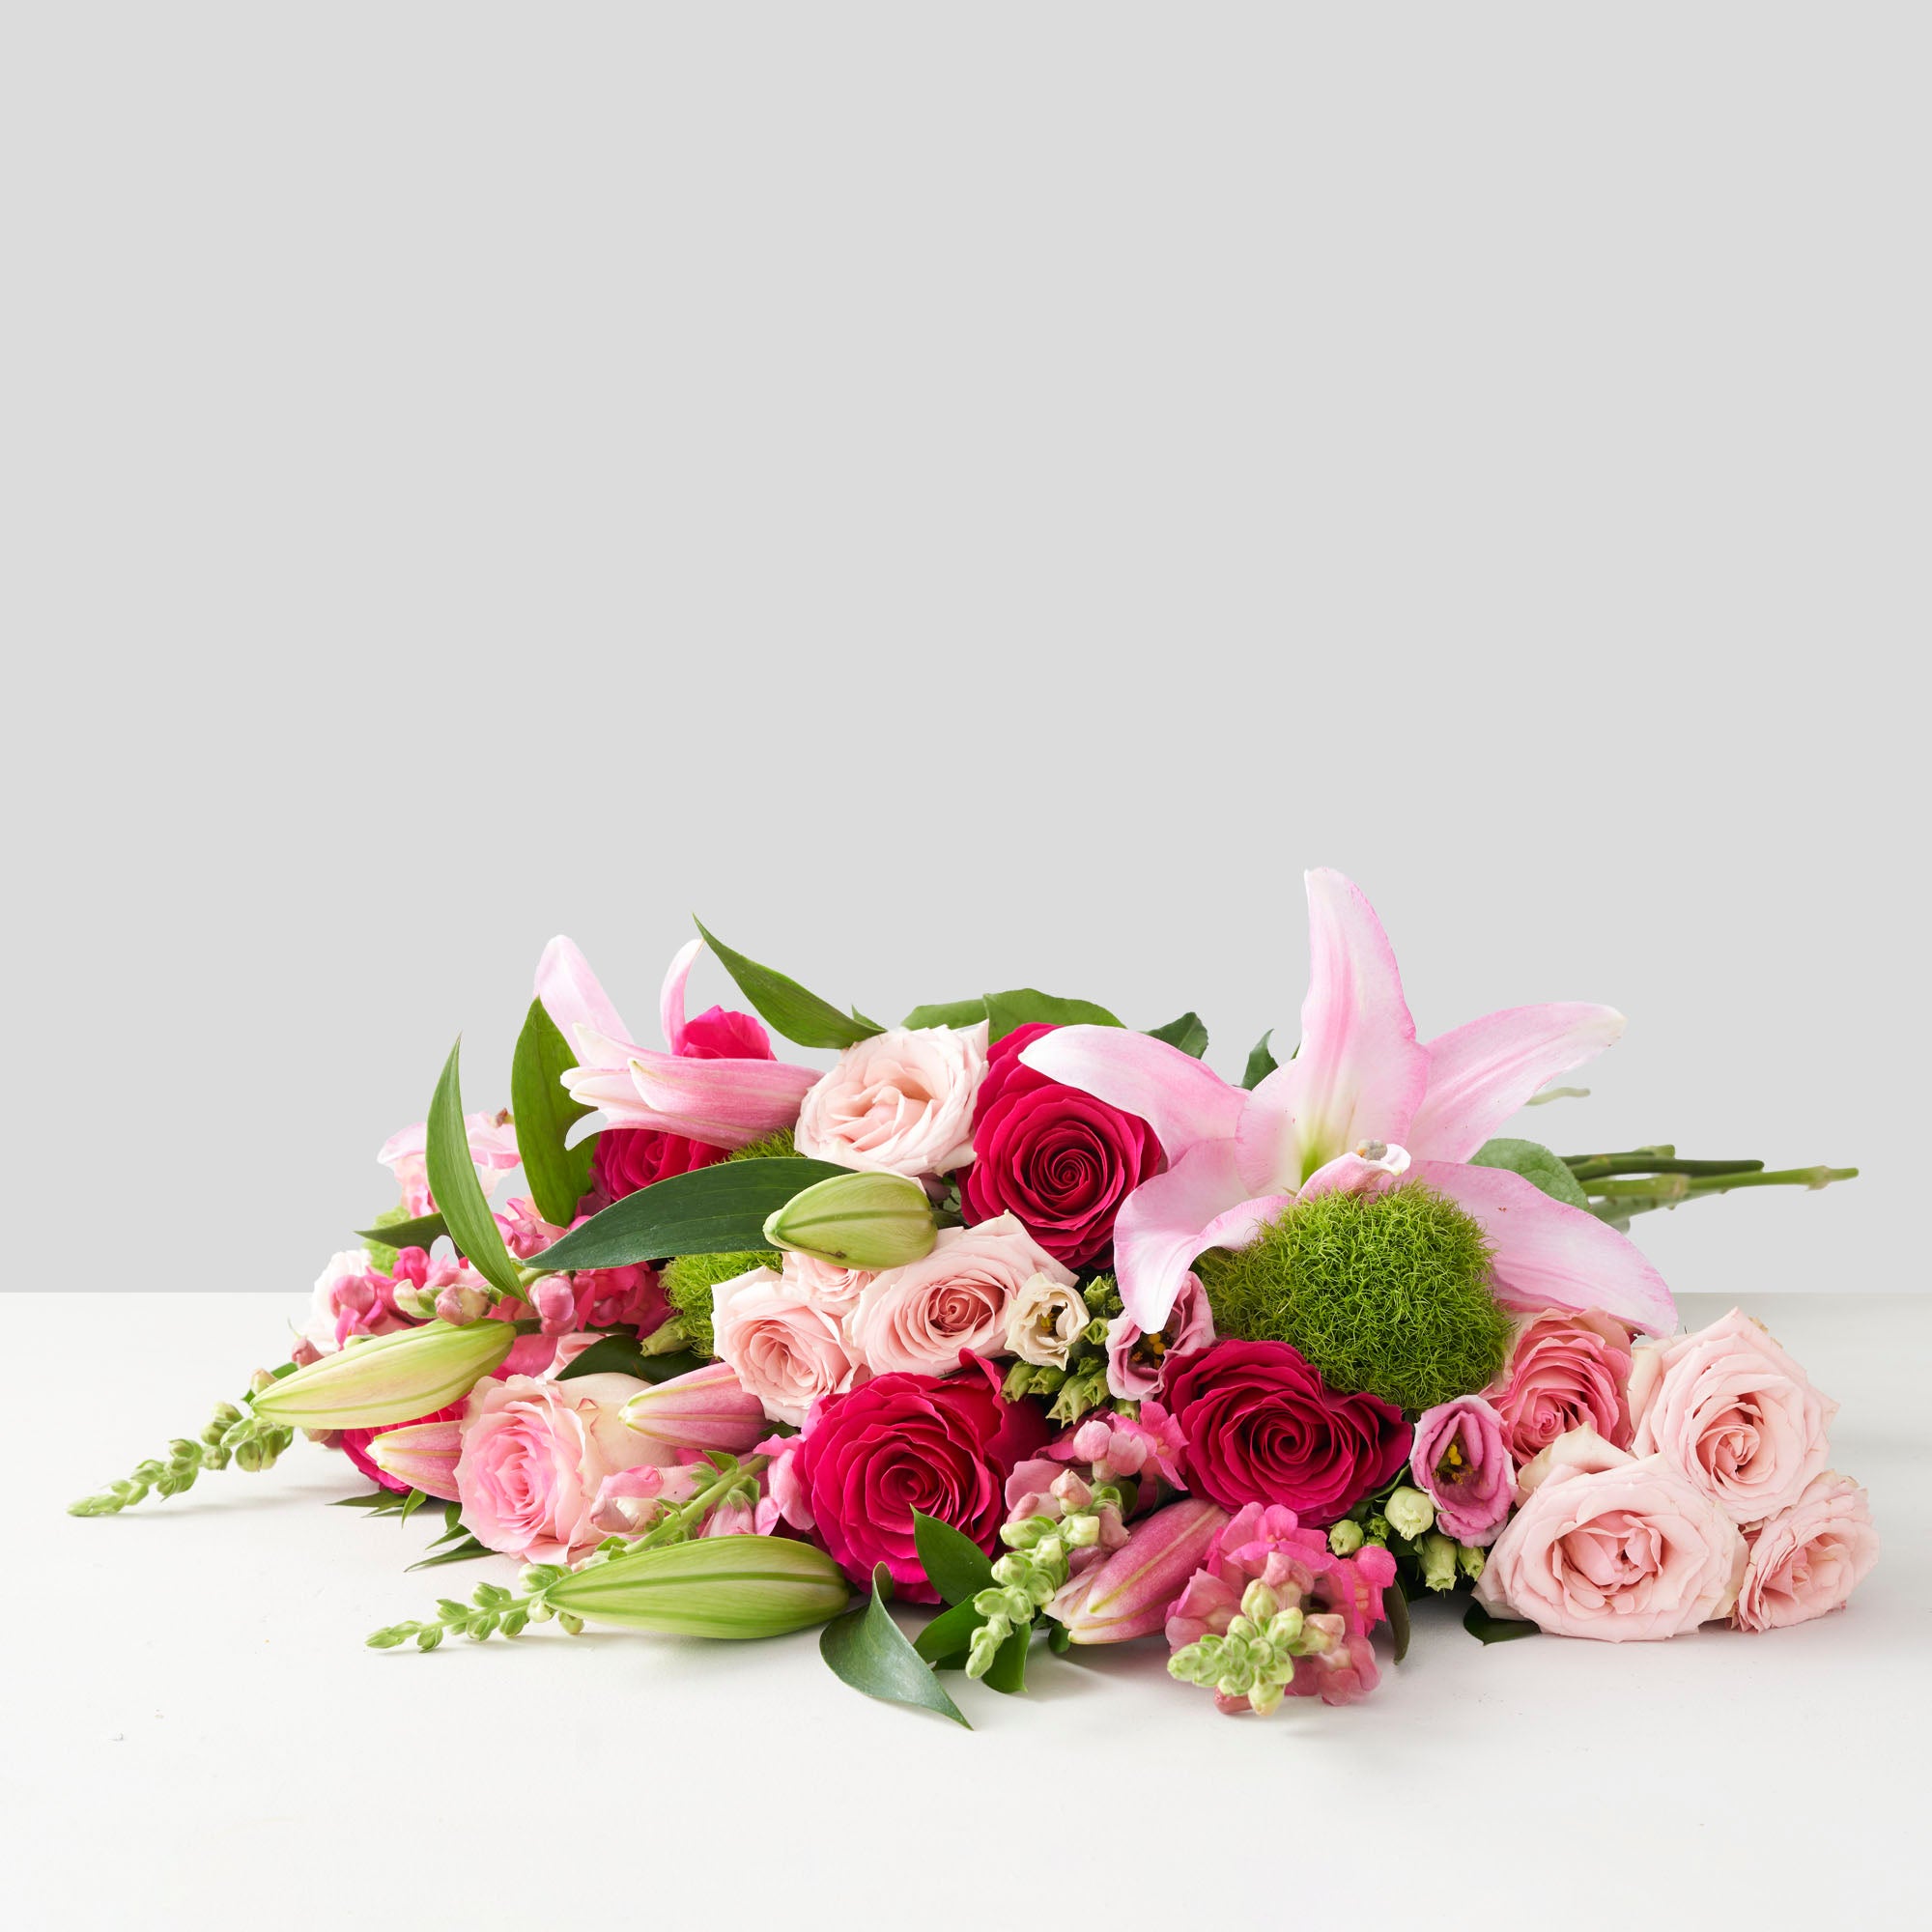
{"left": 1019, "top": 869, "right": 1675, "bottom": 1338}
{"left": 535, "top": 937, "right": 818, "bottom": 1150}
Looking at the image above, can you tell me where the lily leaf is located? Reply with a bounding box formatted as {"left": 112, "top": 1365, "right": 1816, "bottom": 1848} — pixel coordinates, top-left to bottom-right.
{"left": 913, "top": 1509, "right": 996, "bottom": 1607}
{"left": 354, "top": 1211, "right": 447, "bottom": 1252}
{"left": 820, "top": 1565, "right": 970, "bottom": 1728}
{"left": 1241, "top": 1031, "right": 1278, "bottom": 1089}
{"left": 980, "top": 989, "right": 1123, "bottom": 1043}
{"left": 533, "top": 1157, "right": 850, "bottom": 1270}
{"left": 424, "top": 1038, "right": 522, "bottom": 1297}
{"left": 511, "top": 998, "right": 595, "bottom": 1226}
{"left": 912, "top": 1599, "right": 985, "bottom": 1669}
{"left": 695, "top": 921, "right": 881, "bottom": 1050}
{"left": 1471, "top": 1138, "right": 1592, "bottom": 1209}
{"left": 1146, "top": 1011, "right": 1209, "bottom": 1059}
{"left": 555, "top": 1331, "right": 704, "bottom": 1384}
{"left": 900, "top": 998, "right": 989, "bottom": 1031}
{"left": 1463, "top": 1602, "right": 1540, "bottom": 1644}
{"left": 1383, "top": 1580, "right": 1411, "bottom": 1662}
{"left": 406, "top": 1535, "right": 493, "bottom": 1572}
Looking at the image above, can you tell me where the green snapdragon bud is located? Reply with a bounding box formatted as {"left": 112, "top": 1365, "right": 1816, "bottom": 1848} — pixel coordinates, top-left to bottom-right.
{"left": 762, "top": 1171, "right": 938, "bottom": 1269}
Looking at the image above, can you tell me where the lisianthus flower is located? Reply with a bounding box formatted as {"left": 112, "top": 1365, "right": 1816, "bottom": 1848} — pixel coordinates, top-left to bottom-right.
{"left": 1019, "top": 868, "right": 1674, "bottom": 1335}
{"left": 536, "top": 935, "right": 816, "bottom": 1149}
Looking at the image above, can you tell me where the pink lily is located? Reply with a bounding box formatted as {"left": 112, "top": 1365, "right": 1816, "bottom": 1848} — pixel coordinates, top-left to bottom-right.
{"left": 1019, "top": 868, "right": 1674, "bottom": 1337}
{"left": 535, "top": 937, "right": 818, "bottom": 1150}
{"left": 378, "top": 1113, "right": 522, "bottom": 1217}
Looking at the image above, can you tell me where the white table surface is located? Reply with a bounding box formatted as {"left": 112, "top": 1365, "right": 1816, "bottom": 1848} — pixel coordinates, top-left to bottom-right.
{"left": 10, "top": 1291, "right": 1927, "bottom": 1931}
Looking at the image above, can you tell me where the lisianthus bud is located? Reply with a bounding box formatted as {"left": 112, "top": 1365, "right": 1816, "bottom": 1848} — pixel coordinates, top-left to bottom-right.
{"left": 366, "top": 1419, "right": 464, "bottom": 1501}
{"left": 1385, "top": 1486, "right": 1436, "bottom": 1540}
{"left": 249, "top": 1321, "right": 517, "bottom": 1430}
{"left": 1047, "top": 1498, "right": 1226, "bottom": 1644}
{"left": 544, "top": 1533, "right": 851, "bottom": 1637}
{"left": 1420, "top": 1531, "right": 1460, "bottom": 1592}
{"left": 620, "top": 1361, "right": 767, "bottom": 1456}
{"left": 1457, "top": 1542, "right": 1487, "bottom": 1583}
{"left": 761, "top": 1171, "right": 938, "bottom": 1269}
{"left": 1328, "top": 1519, "right": 1366, "bottom": 1556}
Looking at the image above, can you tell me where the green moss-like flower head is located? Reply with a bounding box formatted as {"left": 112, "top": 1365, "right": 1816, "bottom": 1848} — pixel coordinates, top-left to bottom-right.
{"left": 1196, "top": 1182, "right": 1511, "bottom": 1412}
{"left": 659, "top": 1250, "right": 777, "bottom": 1360}
{"left": 729, "top": 1127, "right": 797, "bottom": 1161}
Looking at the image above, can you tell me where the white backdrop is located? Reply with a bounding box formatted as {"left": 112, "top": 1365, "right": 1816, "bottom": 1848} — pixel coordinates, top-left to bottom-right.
{"left": 3, "top": 7, "right": 1922, "bottom": 1312}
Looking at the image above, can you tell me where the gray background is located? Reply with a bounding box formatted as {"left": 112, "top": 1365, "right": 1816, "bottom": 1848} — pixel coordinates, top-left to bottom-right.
{"left": 4, "top": 8, "right": 1922, "bottom": 1305}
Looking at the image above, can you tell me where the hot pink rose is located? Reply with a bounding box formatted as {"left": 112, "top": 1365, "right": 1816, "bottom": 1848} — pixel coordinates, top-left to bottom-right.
{"left": 1105, "top": 1269, "right": 1215, "bottom": 1402}
{"left": 455, "top": 1370, "right": 661, "bottom": 1563}
{"left": 1163, "top": 1338, "right": 1411, "bottom": 1526}
{"left": 711, "top": 1263, "right": 867, "bottom": 1426}
{"left": 1629, "top": 1307, "right": 1836, "bottom": 1525}
{"left": 591, "top": 1126, "right": 729, "bottom": 1203}
{"left": 779, "top": 1360, "right": 1049, "bottom": 1599}
{"left": 1408, "top": 1394, "right": 1516, "bottom": 1546}
{"left": 1733, "top": 1471, "right": 1879, "bottom": 1632}
{"left": 795, "top": 1022, "right": 988, "bottom": 1178}
{"left": 961, "top": 1022, "right": 1163, "bottom": 1266}
{"left": 1487, "top": 1308, "right": 1634, "bottom": 1466}
{"left": 1475, "top": 1431, "right": 1747, "bottom": 1640}
{"left": 846, "top": 1215, "right": 1073, "bottom": 1378}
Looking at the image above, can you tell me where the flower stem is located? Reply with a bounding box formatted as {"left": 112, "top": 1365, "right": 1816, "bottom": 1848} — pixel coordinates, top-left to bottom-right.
{"left": 1563, "top": 1152, "right": 1766, "bottom": 1181}
{"left": 1587, "top": 1164, "right": 1858, "bottom": 1222}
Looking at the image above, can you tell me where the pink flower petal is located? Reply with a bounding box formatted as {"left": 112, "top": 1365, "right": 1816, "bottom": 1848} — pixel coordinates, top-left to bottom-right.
{"left": 659, "top": 938, "right": 704, "bottom": 1056}
{"left": 536, "top": 938, "right": 635, "bottom": 1059}
{"left": 1109, "top": 1140, "right": 1254, "bottom": 1330}
{"left": 1017, "top": 1025, "right": 1245, "bottom": 1155}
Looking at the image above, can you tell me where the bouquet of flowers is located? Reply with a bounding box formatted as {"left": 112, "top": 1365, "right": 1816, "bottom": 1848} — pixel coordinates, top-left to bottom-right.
{"left": 75, "top": 871, "right": 1875, "bottom": 1724}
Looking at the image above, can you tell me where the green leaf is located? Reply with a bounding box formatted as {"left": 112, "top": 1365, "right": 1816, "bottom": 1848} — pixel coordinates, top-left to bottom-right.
{"left": 1047, "top": 1621, "right": 1072, "bottom": 1654}
{"left": 694, "top": 921, "right": 882, "bottom": 1050}
{"left": 819, "top": 1565, "right": 971, "bottom": 1728}
{"left": 980, "top": 989, "right": 1123, "bottom": 1043}
{"left": 555, "top": 1331, "right": 648, "bottom": 1379}
{"left": 397, "top": 1488, "right": 429, "bottom": 1525}
{"left": 1383, "top": 1580, "right": 1411, "bottom": 1663}
{"left": 511, "top": 999, "right": 596, "bottom": 1226}
{"left": 424, "top": 1038, "right": 523, "bottom": 1296}
{"left": 533, "top": 1157, "right": 851, "bottom": 1270}
{"left": 982, "top": 1623, "right": 1032, "bottom": 1695}
{"left": 912, "top": 1599, "right": 985, "bottom": 1668}
{"left": 1470, "top": 1138, "right": 1592, "bottom": 1209}
{"left": 1146, "top": 1011, "right": 1209, "bottom": 1059}
{"left": 1463, "top": 1601, "right": 1539, "bottom": 1644}
{"left": 328, "top": 1490, "right": 395, "bottom": 1510}
{"left": 900, "top": 998, "right": 989, "bottom": 1031}
{"left": 354, "top": 1211, "right": 447, "bottom": 1252}
{"left": 1241, "top": 1031, "right": 1278, "bottom": 1090}
{"left": 406, "top": 1535, "right": 492, "bottom": 1572}
{"left": 912, "top": 1510, "right": 996, "bottom": 1606}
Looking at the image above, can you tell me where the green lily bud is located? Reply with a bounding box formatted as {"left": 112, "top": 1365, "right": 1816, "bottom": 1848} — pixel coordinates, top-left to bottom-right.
{"left": 1327, "top": 1518, "right": 1366, "bottom": 1556}
{"left": 761, "top": 1171, "right": 938, "bottom": 1269}
{"left": 1419, "top": 1531, "right": 1460, "bottom": 1593}
{"left": 1385, "top": 1486, "right": 1436, "bottom": 1541}
{"left": 543, "top": 1534, "right": 852, "bottom": 1638}
{"left": 248, "top": 1320, "right": 517, "bottom": 1430}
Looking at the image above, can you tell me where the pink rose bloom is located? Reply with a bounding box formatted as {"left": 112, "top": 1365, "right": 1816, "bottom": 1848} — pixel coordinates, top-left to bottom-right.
{"left": 846, "top": 1214, "right": 1073, "bottom": 1378}
{"left": 781, "top": 1252, "right": 873, "bottom": 1319}
{"left": 590, "top": 1126, "right": 729, "bottom": 1205}
{"left": 1487, "top": 1308, "right": 1634, "bottom": 1466}
{"left": 1733, "top": 1471, "right": 1879, "bottom": 1632}
{"left": 378, "top": 1112, "right": 521, "bottom": 1217}
{"left": 795, "top": 1022, "right": 989, "bottom": 1178}
{"left": 711, "top": 1264, "right": 867, "bottom": 1426}
{"left": 1629, "top": 1307, "right": 1836, "bottom": 1525}
{"left": 1476, "top": 1430, "right": 1747, "bottom": 1640}
{"left": 1105, "top": 1269, "right": 1215, "bottom": 1402}
{"left": 455, "top": 1370, "right": 661, "bottom": 1563}
{"left": 1408, "top": 1395, "right": 1516, "bottom": 1546}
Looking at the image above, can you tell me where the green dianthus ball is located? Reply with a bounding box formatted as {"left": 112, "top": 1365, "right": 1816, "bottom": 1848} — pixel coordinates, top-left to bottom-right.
{"left": 1196, "top": 1182, "right": 1511, "bottom": 1411}
{"left": 729, "top": 1127, "right": 797, "bottom": 1161}
{"left": 660, "top": 1250, "right": 776, "bottom": 1359}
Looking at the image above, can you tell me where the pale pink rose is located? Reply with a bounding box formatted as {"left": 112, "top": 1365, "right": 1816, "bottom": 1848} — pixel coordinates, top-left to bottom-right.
{"left": 378, "top": 1112, "right": 521, "bottom": 1216}
{"left": 455, "top": 1370, "right": 658, "bottom": 1563}
{"left": 1476, "top": 1430, "right": 1747, "bottom": 1640}
{"left": 711, "top": 1264, "right": 867, "bottom": 1427}
{"left": 781, "top": 1252, "right": 873, "bottom": 1318}
{"left": 1733, "top": 1471, "right": 1879, "bottom": 1632}
{"left": 1486, "top": 1309, "right": 1634, "bottom": 1466}
{"left": 845, "top": 1214, "right": 1074, "bottom": 1378}
{"left": 795, "top": 1022, "right": 989, "bottom": 1177}
{"left": 1408, "top": 1394, "right": 1515, "bottom": 1546}
{"left": 1629, "top": 1307, "right": 1836, "bottom": 1525}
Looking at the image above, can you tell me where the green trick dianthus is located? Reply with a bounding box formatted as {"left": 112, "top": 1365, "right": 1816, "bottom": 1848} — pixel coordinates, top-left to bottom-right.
{"left": 729, "top": 1127, "right": 797, "bottom": 1161}
{"left": 1196, "top": 1182, "right": 1511, "bottom": 1411}
{"left": 660, "top": 1250, "right": 776, "bottom": 1359}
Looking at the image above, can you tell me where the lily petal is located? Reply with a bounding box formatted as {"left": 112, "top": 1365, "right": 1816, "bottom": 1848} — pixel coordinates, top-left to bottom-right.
{"left": 537, "top": 938, "right": 634, "bottom": 1056}
{"left": 623, "top": 1049, "right": 819, "bottom": 1150}
{"left": 1110, "top": 1139, "right": 1251, "bottom": 1330}
{"left": 1411, "top": 1159, "right": 1677, "bottom": 1334}
{"left": 1297, "top": 1142, "right": 1411, "bottom": 1201}
{"left": 1406, "top": 1004, "right": 1626, "bottom": 1163}
{"left": 1251, "top": 870, "right": 1429, "bottom": 1183}
{"left": 659, "top": 938, "right": 704, "bottom": 1056}
{"left": 1018, "top": 1026, "right": 1245, "bottom": 1154}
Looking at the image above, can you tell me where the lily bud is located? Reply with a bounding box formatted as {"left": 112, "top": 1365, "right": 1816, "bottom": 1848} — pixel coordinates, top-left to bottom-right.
{"left": 249, "top": 1321, "right": 516, "bottom": 1430}
{"left": 366, "top": 1419, "right": 464, "bottom": 1501}
{"left": 1046, "top": 1497, "right": 1226, "bottom": 1644}
{"left": 620, "top": 1362, "right": 767, "bottom": 1456}
{"left": 761, "top": 1171, "right": 937, "bottom": 1269}
{"left": 544, "top": 1534, "right": 851, "bottom": 1638}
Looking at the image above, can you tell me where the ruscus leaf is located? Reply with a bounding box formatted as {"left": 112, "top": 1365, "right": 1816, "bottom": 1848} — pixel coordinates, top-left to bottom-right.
{"left": 510, "top": 998, "right": 595, "bottom": 1226}
{"left": 424, "top": 1038, "right": 522, "bottom": 1296}
{"left": 1470, "top": 1138, "right": 1592, "bottom": 1209}
{"left": 819, "top": 1565, "right": 971, "bottom": 1728}
{"left": 694, "top": 921, "right": 881, "bottom": 1049}
{"left": 912, "top": 1510, "right": 996, "bottom": 1606}
{"left": 1146, "top": 1011, "right": 1209, "bottom": 1058}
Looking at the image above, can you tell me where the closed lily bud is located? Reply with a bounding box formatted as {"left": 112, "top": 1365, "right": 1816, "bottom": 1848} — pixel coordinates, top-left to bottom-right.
{"left": 249, "top": 1321, "right": 516, "bottom": 1431}
{"left": 620, "top": 1361, "right": 767, "bottom": 1456}
{"left": 545, "top": 1534, "right": 851, "bottom": 1638}
{"left": 1046, "top": 1497, "right": 1226, "bottom": 1644}
{"left": 366, "top": 1419, "right": 464, "bottom": 1501}
{"left": 761, "top": 1171, "right": 937, "bottom": 1269}
{"left": 1385, "top": 1486, "right": 1436, "bottom": 1540}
